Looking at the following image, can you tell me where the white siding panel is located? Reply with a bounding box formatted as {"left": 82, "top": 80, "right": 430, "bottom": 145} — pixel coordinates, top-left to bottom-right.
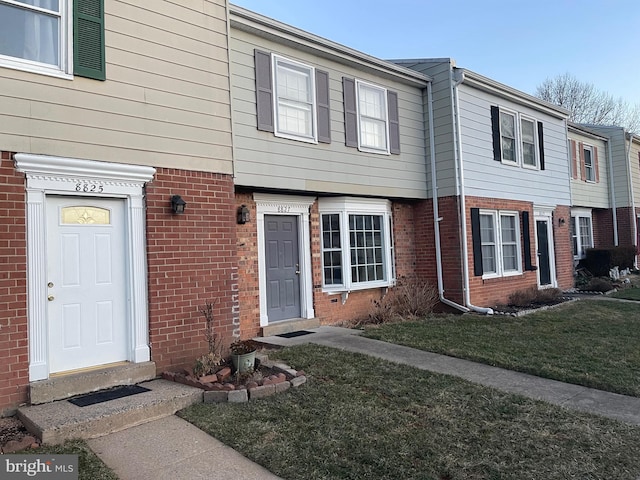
{"left": 230, "top": 31, "right": 428, "bottom": 199}
{"left": 457, "top": 84, "right": 570, "bottom": 205}
{"left": 569, "top": 130, "right": 610, "bottom": 209}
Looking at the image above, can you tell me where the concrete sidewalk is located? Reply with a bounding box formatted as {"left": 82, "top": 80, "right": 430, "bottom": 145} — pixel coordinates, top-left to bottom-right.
{"left": 88, "top": 415, "right": 282, "bottom": 480}
{"left": 87, "top": 325, "right": 640, "bottom": 479}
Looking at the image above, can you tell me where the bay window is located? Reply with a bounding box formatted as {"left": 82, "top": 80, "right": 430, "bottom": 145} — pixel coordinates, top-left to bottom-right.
{"left": 320, "top": 198, "right": 395, "bottom": 290}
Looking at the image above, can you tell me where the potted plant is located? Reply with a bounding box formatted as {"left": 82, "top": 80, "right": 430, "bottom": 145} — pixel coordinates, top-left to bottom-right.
{"left": 230, "top": 339, "right": 257, "bottom": 374}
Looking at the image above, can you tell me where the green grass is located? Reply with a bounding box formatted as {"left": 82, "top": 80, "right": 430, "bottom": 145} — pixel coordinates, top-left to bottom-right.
{"left": 363, "top": 299, "right": 640, "bottom": 396}
{"left": 35, "top": 439, "right": 117, "bottom": 480}
{"left": 611, "top": 287, "right": 640, "bottom": 301}
{"left": 180, "top": 345, "right": 640, "bottom": 480}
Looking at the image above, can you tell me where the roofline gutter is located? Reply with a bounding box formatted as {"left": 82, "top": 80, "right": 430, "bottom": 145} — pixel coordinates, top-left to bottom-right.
{"left": 450, "top": 68, "right": 493, "bottom": 315}
{"left": 607, "top": 136, "right": 619, "bottom": 246}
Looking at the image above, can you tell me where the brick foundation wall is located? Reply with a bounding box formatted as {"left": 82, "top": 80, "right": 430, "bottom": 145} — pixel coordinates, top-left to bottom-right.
{"left": 615, "top": 207, "right": 636, "bottom": 247}
{"left": 235, "top": 193, "right": 260, "bottom": 339}
{"left": 553, "top": 205, "right": 574, "bottom": 291}
{"left": 0, "top": 152, "right": 29, "bottom": 415}
{"left": 146, "top": 169, "right": 237, "bottom": 374}
{"left": 592, "top": 208, "right": 615, "bottom": 248}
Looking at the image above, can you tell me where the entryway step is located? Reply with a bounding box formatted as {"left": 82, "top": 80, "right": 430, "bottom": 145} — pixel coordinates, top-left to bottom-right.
{"left": 260, "top": 318, "right": 320, "bottom": 337}
{"left": 30, "top": 361, "right": 157, "bottom": 405}
{"left": 17, "top": 379, "right": 203, "bottom": 445}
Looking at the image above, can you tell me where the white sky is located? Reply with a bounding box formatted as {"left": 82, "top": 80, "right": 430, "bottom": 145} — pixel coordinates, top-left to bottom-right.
{"left": 230, "top": 0, "right": 640, "bottom": 106}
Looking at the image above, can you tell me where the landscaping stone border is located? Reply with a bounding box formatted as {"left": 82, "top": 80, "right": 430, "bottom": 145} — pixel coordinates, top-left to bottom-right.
{"left": 161, "top": 355, "right": 306, "bottom": 404}
{"left": 492, "top": 297, "right": 577, "bottom": 317}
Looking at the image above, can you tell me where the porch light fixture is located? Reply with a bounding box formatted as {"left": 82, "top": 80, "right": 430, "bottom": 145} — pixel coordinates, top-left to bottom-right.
{"left": 558, "top": 217, "right": 565, "bottom": 226}
{"left": 237, "top": 204, "right": 250, "bottom": 224}
{"left": 170, "top": 195, "right": 186, "bottom": 215}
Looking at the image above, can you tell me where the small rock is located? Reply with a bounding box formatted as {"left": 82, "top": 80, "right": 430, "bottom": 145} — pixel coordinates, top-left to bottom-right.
{"left": 222, "top": 383, "right": 235, "bottom": 391}
{"left": 199, "top": 374, "right": 218, "bottom": 384}
{"left": 217, "top": 367, "right": 232, "bottom": 382}
{"left": 296, "top": 370, "right": 305, "bottom": 377}
{"left": 291, "top": 376, "right": 306, "bottom": 387}
{"left": 3, "top": 436, "right": 36, "bottom": 454}
{"left": 245, "top": 381, "right": 259, "bottom": 389}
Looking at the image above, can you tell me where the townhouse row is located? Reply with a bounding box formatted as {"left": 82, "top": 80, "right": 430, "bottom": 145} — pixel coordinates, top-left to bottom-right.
{"left": 0, "top": 0, "right": 637, "bottom": 414}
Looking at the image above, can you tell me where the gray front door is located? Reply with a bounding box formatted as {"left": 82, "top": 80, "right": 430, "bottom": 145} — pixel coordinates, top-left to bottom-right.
{"left": 265, "top": 215, "right": 301, "bottom": 322}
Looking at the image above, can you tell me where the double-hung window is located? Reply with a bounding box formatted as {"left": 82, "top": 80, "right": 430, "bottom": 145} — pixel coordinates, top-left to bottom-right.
{"left": 319, "top": 198, "right": 395, "bottom": 291}
{"left": 479, "top": 210, "right": 521, "bottom": 277}
{"left": 0, "top": 0, "right": 105, "bottom": 80}
{"left": 571, "top": 211, "right": 593, "bottom": 259}
{"left": 0, "top": 0, "right": 70, "bottom": 76}
{"left": 499, "top": 111, "right": 517, "bottom": 164}
{"left": 583, "top": 145, "right": 595, "bottom": 182}
{"left": 356, "top": 80, "right": 389, "bottom": 153}
{"left": 491, "top": 106, "right": 544, "bottom": 170}
{"left": 521, "top": 117, "right": 538, "bottom": 168}
{"left": 273, "top": 55, "right": 316, "bottom": 142}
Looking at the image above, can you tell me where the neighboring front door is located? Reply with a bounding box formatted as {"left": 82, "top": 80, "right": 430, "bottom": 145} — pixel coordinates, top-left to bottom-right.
{"left": 536, "top": 219, "right": 552, "bottom": 287}
{"left": 265, "top": 215, "right": 301, "bottom": 322}
{"left": 46, "top": 197, "right": 128, "bottom": 373}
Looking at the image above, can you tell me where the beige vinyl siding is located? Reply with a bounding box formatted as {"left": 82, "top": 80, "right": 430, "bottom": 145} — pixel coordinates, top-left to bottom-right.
{"left": 586, "top": 126, "right": 631, "bottom": 207}
{"left": 568, "top": 130, "right": 609, "bottom": 209}
{"left": 630, "top": 139, "right": 640, "bottom": 206}
{"left": 456, "top": 83, "right": 571, "bottom": 206}
{"left": 229, "top": 29, "right": 428, "bottom": 199}
{"left": 0, "top": 0, "right": 232, "bottom": 173}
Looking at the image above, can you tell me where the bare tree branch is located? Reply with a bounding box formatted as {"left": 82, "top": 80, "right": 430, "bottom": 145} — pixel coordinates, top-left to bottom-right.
{"left": 535, "top": 73, "right": 640, "bottom": 132}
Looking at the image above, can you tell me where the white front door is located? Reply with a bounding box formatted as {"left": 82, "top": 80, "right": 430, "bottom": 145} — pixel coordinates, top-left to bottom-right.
{"left": 46, "top": 196, "right": 129, "bottom": 373}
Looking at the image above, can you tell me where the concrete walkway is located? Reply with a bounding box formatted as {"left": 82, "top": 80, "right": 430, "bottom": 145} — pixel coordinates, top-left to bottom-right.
{"left": 88, "top": 325, "right": 640, "bottom": 479}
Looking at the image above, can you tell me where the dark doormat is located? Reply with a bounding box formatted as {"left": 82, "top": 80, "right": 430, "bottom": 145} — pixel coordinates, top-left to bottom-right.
{"left": 276, "top": 330, "right": 314, "bottom": 338}
{"left": 68, "top": 385, "right": 151, "bottom": 407}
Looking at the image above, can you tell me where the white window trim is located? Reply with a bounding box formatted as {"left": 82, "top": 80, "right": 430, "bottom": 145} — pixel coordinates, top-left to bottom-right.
{"left": 571, "top": 208, "right": 594, "bottom": 259}
{"left": 583, "top": 144, "right": 596, "bottom": 183}
{"left": 498, "top": 108, "right": 518, "bottom": 166}
{"left": 497, "top": 107, "right": 541, "bottom": 171}
{"left": 271, "top": 54, "right": 317, "bottom": 144}
{"left": 0, "top": 0, "right": 73, "bottom": 79}
{"left": 480, "top": 209, "right": 522, "bottom": 279}
{"left": 355, "top": 79, "right": 390, "bottom": 155}
{"left": 319, "top": 197, "right": 395, "bottom": 292}
{"left": 520, "top": 115, "right": 539, "bottom": 170}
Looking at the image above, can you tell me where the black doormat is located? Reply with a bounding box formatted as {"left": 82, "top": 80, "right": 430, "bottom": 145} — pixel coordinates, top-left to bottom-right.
{"left": 276, "top": 330, "right": 314, "bottom": 338}
{"left": 68, "top": 385, "right": 150, "bottom": 407}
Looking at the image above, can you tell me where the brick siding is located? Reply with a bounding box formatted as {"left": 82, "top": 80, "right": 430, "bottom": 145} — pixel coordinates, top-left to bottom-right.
{"left": 0, "top": 152, "right": 29, "bottom": 415}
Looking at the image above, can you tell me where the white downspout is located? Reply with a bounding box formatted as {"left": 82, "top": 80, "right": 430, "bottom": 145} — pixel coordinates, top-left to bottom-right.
{"left": 451, "top": 68, "right": 493, "bottom": 315}
{"left": 607, "top": 137, "right": 619, "bottom": 246}
{"left": 625, "top": 132, "right": 637, "bottom": 266}
{"left": 427, "top": 81, "right": 469, "bottom": 313}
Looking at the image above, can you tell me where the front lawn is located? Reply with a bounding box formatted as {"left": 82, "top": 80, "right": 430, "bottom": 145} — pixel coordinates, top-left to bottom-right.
{"left": 36, "top": 439, "right": 117, "bottom": 480}
{"left": 180, "top": 345, "right": 640, "bottom": 480}
{"left": 611, "top": 287, "right": 640, "bottom": 301}
{"left": 363, "top": 299, "right": 640, "bottom": 396}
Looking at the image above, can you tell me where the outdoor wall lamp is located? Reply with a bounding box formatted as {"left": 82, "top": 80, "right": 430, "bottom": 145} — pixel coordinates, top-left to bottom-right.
{"left": 558, "top": 217, "right": 566, "bottom": 226}
{"left": 171, "top": 195, "right": 187, "bottom": 215}
{"left": 237, "top": 204, "right": 250, "bottom": 224}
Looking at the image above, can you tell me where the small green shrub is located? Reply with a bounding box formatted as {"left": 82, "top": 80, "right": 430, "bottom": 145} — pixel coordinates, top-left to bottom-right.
{"left": 508, "top": 287, "right": 562, "bottom": 307}
{"left": 583, "top": 246, "right": 636, "bottom": 276}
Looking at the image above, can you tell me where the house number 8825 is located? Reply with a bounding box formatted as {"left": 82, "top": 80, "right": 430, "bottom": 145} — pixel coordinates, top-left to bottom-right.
{"left": 75, "top": 183, "right": 104, "bottom": 193}
{"left": 277, "top": 205, "right": 291, "bottom": 213}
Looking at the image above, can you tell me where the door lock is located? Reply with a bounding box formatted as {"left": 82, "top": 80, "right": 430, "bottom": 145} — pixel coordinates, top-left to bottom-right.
{"left": 47, "top": 295, "right": 55, "bottom": 301}
{"left": 48, "top": 282, "right": 54, "bottom": 288}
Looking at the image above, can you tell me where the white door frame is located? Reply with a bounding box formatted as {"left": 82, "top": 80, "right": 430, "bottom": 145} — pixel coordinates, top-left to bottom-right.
{"left": 15, "top": 154, "right": 155, "bottom": 381}
{"left": 254, "top": 193, "right": 315, "bottom": 327}
{"left": 533, "top": 205, "right": 557, "bottom": 289}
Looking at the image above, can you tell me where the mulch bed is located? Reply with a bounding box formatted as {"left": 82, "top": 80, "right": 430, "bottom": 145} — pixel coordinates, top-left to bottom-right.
{"left": 0, "top": 416, "right": 39, "bottom": 454}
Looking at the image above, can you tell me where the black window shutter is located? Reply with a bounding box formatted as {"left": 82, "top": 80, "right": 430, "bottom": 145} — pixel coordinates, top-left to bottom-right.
{"left": 254, "top": 50, "right": 274, "bottom": 132}
{"left": 521, "top": 211, "right": 534, "bottom": 271}
{"left": 470, "top": 208, "right": 483, "bottom": 276}
{"left": 537, "top": 122, "right": 545, "bottom": 170}
{"left": 316, "top": 69, "right": 331, "bottom": 144}
{"left": 388, "top": 90, "right": 400, "bottom": 154}
{"left": 490, "top": 106, "right": 501, "bottom": 161}
{"left": 74, "top": 0, "right": 106, "bottom": 80}
{"left": 343, "top": 77, "right": 358, "bottom": 148}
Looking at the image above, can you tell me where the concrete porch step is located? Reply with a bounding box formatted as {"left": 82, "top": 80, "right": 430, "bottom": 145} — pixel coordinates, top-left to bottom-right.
{"left": 260, "top": 318, "right": 321, "bottom": 337}
{"left": 17, "top": 379, "right": 203, "bottom": 445}
{"left": 30, "top": 361, "right": 157, "bottom": 405}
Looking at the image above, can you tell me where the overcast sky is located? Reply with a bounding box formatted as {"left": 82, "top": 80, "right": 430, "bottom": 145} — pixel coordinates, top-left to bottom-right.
{"left": 230, "top": 0, "right": 640, "bottom": 106}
